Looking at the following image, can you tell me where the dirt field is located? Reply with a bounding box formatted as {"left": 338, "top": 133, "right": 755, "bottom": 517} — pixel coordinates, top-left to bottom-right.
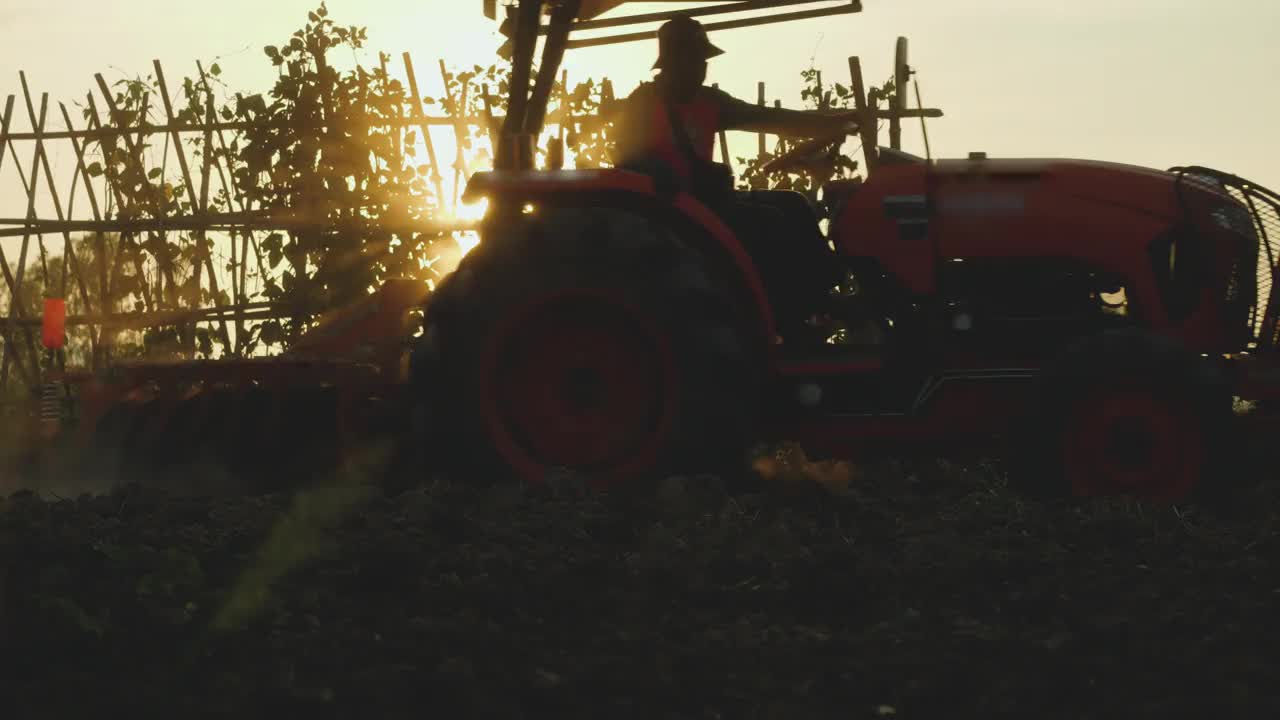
{"left": 3, "top": 453, "right": 1279, "bottom": 719}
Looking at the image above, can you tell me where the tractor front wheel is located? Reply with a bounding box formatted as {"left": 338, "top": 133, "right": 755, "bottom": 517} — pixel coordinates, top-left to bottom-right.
{"left": 1015, "top": 329, "right": 1232, "bottom": 503}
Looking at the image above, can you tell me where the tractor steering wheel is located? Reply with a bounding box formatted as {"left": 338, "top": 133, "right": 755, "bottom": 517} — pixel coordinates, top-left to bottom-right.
{"left": 759, "top": 125, "right": 855, "bottom": 176}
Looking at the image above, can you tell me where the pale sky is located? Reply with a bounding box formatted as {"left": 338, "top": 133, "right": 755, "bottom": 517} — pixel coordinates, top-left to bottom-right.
{"left": 2, "top": 1, "right": 1278, "bottom": 214}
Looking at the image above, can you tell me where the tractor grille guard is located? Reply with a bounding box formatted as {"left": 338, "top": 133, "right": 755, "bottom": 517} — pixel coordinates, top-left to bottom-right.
{"left": 1169, "top": 166, "right": 1280, "bottom": 350}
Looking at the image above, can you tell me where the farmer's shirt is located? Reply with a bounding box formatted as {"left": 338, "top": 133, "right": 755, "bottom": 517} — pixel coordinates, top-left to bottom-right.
{"left": 611, "top": 81, "right": 764, "bottom": 180}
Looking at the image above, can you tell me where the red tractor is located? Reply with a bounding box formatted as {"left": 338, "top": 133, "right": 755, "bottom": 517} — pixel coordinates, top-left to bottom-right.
{"left": 412, "top": 0, "right": 1280, "bottom": 502}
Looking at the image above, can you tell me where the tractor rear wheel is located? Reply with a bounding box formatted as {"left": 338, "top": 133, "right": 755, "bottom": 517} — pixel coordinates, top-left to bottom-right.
{"left": 413, "top": 206, "right": 764, "bottom": 491}
{"left": 1014, "top": 329, "right": 1232, "bottom": 503}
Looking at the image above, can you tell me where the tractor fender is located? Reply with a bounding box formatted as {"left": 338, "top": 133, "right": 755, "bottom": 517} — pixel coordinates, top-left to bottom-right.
{"left": 462, "top": 169, "right": 779, "bottom": 358}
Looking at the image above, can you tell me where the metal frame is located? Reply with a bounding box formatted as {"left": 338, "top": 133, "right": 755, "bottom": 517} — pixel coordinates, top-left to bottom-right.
{"left": 490, "top": 0, "right": 863, "bottom": 170}
{"left": 497, "top": 1, "right": 862, "bottom": 48}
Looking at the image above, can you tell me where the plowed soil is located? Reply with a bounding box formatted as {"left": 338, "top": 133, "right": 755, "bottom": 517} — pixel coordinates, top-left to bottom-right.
{"left": 2, "top": 453, "right": 1279, "bottom": 719}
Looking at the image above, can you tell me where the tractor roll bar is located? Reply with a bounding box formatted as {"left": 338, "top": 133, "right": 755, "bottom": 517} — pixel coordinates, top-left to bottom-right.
{"left": 493, "top": 1, "right": 862, "bottom": 52}
{"left": 489, "top": 0, "right": 864, "bottom": 171}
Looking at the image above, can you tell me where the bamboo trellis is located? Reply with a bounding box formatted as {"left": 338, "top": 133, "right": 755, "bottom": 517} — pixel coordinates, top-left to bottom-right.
{"left": 0, "top": 49, "right": 901, "bottom": 401}
{"left": 0, "top": 52, "right": 558, "bottom": 395}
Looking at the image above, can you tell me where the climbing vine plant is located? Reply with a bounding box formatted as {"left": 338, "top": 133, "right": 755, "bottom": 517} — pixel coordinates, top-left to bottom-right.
{"left": 737, "top": 67, "right": 899, "bottom": 202}
{"left": 63, "top": 4, "right": 469, "bottom": 355}
{"left": 237, "top": 6, "right": 444, "bottom": 346}
{"left": 15, "top": 2, "right": 898, "bottom": 371}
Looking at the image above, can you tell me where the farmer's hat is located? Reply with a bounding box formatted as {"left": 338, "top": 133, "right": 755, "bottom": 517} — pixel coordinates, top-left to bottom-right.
{"left": 652, "top": 16, "right": 725, "bottom": 70}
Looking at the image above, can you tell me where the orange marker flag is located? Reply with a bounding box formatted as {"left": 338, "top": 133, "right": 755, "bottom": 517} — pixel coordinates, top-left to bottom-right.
{"left": 42, "top": 297, "right": 66, "bottom": 350}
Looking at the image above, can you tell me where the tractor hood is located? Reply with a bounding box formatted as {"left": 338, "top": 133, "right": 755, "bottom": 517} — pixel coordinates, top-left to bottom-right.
{"left": 931, "top": 157, "right": 1231, "bottom": 220}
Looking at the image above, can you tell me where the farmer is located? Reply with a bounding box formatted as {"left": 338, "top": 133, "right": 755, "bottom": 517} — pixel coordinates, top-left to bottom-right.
{"left": 611, "top": 15, "right": 861, "bottom": 189}
{"left": 610, "top": 15, "right": 859, "bottom": 344}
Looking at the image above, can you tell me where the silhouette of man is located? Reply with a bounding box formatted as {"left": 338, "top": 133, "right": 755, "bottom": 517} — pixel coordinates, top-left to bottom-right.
{"left": 611, "top": 15, "right": 860, "bottom": 194}
{"left": 611, "top": 16, "right": 858, "bottom": 344}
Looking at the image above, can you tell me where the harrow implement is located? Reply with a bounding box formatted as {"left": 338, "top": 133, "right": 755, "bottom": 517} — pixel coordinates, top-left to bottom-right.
{"left": 15, "top": 279, "right": 429, "bottom": 495}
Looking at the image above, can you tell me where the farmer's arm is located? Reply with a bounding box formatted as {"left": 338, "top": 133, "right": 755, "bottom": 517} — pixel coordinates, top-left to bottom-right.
{"left": 715, "top": 88, "right": 858, "bottom": 137}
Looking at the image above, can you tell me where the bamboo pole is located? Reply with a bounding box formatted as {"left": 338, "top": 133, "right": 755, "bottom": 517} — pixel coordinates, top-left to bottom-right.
{"left": 59, "top": 103, "right": 111, "bottom": 368}
{"left": 84, "top": 91, "right": 153, "bottom": 314}
{"left": 88, "top": 87, "right": 163, "bottom": 313}
{"left": 757, "top": 82, "right": 766, "bottom": 157}
{"left": 0, "top": 114, "right": 505, "bottom": 142}
{"left": 0, "top": 301, "right": 304, "bottom": 330}
{"left": 0, "top": 91, "right": 34, "bottom": 387}
{"left": 12, "top": 77, "right": 47, "bottom": 368}
{"left": 14, "top": 86, "right": 42, "bottom": 327}
{"left": 453, "top": 80, "right": 471, "bottom": 210}
{"left": 558, "top": 69, "right": 570, "bottom": 147}
{"left": 195, "top": 60, "right": 268, "bottom": 339}
{"left": 0, "top": 214, "right": 477, "bottom": 238}
{"left": 195, "top": 80, "right": 216, "bottom": 349}
{"left": 151, "top": 62, "right": 198, "bottom": 209}
{"left": 154, "top": 93, "right": 175, "bottom": 309}
{"left": 95, "top": 73, "right": 181, "bottom": 314}
{"left": 402, "top": 53, "right": 447, "bottom": 212}
{"left": 0, "top": 95, "right": 18, "bottom": 388}
{"left": 0, "top": 96, "right": 12, "bottom": 171}
{"left": 480, "top": 84, "right": 499, "bottom": 153}
{"left": 0, "top": 244, "right": 34, "bottom": 389}
{"left": 847, "top": 56, "right": 878, "bottom": 174}
{"left": 20, "top": 75, "right": 97, "bottom": 360}
{"left": 380, "top": 53, "right": 404, "bottom": 169}
{"left": 153, "top": 59, "right": 231, "bottom": 352}
{"left": 193, "top": 73, "right": 241, "bottom": 355}
{"left": 438, "top": 59, "right": 470, "bottom": 213}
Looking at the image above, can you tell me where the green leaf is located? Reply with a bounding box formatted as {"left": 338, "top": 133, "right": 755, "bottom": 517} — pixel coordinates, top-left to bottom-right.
{"left": 260, "top": 319, "right": 285, "bottom": 346}
{"left": 210, "top": 63, "right": 222, "bottom": 76}
{"left": 309, "top": 11, "right": 319, "bottom": 23}
{"left": 264, "top": 45, "right": 279, "bottom": 58}
{"left": 263, "top": 232, "right": 284, "bottom": 269}
{"left": 86, "top": 162, "right": 103, "bottom": 177}
{"left": 147, "top": 167, "right": 162, "bottom": 179}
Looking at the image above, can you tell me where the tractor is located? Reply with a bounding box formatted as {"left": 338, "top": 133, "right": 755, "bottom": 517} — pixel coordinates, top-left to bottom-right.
{"left": 413, "top": 0, "right": 1280, "bottom": 502}
{"left": 15, "top": 0, "right": 1280, "bottom": 504}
